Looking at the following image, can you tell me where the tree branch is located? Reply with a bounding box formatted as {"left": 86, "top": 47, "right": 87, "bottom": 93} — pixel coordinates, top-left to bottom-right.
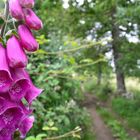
{"left": 44, "top": 128, "right": 81, "bottom": 140}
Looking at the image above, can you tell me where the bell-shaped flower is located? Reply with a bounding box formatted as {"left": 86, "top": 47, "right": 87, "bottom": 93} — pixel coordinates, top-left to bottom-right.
{"left": 6, "top": 35, "right": 28, "bottom": 68}
{"left": 25, "top": 85, "right": 43, "bottom": 104}
{"left": 20, "top": 0, "right": 34, "bottom": 8}
{"left": 23, "top": 8, "right": 43, "bottom": 30}
{"left": 18, "top": 101, "right": 33, "bottom": 119}
{"left": 0, "top": 126, "right": 14, "bottom": 140}
{"left": 0, "top": 107, "right": 24, "bottom": 127}
{"left": 23, "top": 70, "right": 43, "bottom": 104}
{"left": 0, "top": 44, "right": 13, "bottom": 93}
{"left": 19, "top": 116, "right": 34, "bottom": 138}
{"left": 9, "top": 0, "right": 24, "bottom": 20}
{"left": 18, "top": 24, "right": 39, "bottom": 52}
{"left": 0, "top": 106, "right": 24, "bottom": 140}
{"left": 0, "top": 119, "right": 5, "bottom": 131}
{"left": 0, "top": 97, "right": 18, "bottom": 116}
{"left": 9, "top": 68, "right": 30, "bottom": 101}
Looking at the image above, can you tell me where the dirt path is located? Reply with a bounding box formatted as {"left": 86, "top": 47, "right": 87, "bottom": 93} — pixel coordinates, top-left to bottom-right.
{"left": 83, "top": 94, "right": 115, "bottom": 140}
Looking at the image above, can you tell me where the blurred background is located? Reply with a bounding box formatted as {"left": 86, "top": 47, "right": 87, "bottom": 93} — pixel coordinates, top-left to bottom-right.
{"left": 1, "top": 0, "right": 140, "bottom": 140}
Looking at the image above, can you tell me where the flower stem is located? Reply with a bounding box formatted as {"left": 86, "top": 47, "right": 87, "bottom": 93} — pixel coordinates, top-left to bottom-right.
{"left": 1, "top": 0, "right": 9, "bottom": 37}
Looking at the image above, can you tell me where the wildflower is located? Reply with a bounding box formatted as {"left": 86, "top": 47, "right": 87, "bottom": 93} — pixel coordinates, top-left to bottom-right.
{"left": 23, "top": 70, "right": 43, "bottom": 104}
{"left": 18, "top": 25, "right": 39, "bottom": 52}
{"left": 20, "top": 0, "right": 34, "bottom": 8}
{"left": 0, "top": 44, "right": 12, "bottom": 93}
{"left": 6, "top": 36, "right": 28, "bottom": 68}
{"left": 19, "top": 116, "right": 34, "bottom": 138}
{"left": 24, "top": 8, "right": 43, "bottom": 30}
{"left": 9, "top": 68, "right": 30, "bottom": 101}
{"left": 9, "top": 0, "right": 24, "bottom": 20}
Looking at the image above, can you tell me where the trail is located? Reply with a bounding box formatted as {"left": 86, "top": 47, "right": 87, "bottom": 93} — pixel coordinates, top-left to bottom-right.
{"left": 82, "top": 94, "right": 115, "bottom": 140}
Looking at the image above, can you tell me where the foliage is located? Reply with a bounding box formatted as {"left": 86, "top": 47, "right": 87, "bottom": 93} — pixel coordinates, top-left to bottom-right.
{"left": 97, "top": 108, "right": 136, "bottom": 140}
{"left": 84, "top": 78, "right": 113, "bottom": 101}
{"left": 26, "top": 34, "right": 94, "bottom": 139}
{"left": 112, "top": 97, "right": 140, "bottom": 132}
{"left": 23, "top": 0, "right": 140, "bottom": 139}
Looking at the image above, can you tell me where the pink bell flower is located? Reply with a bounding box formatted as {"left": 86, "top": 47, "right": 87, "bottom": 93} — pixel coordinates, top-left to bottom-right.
{"left": 19, "top": 116, "right": 34, "bottom": 138}
{"left": 24, "top": 8, "right": 43, "bottom": 30}
{"left": 18, "top": 24, "right": 39, "bottom": 52}
{"left": 0, "top": 126, "right": 14, "bottom": 140}
{"left": 0, "top": 44, "right": 13, "bottom": 93}
{"left": 20, "top": 0, "right": 35, "bottom": 8}
{"left": 23, "top": 70, "right": 43, "bottom": 104}
{"left": 6, "top": 35, "right": 28, "bottom": 68}
{"left": 9, "top": 0, "right": 24, "bottom": 20}
{"left": 9, "top": 68, "right": 30, "bottom": 101}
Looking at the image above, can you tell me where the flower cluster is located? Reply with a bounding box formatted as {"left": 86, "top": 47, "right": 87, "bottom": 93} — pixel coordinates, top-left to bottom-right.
{"left": 0, "top": 0, "right": 43, "bottom": 139}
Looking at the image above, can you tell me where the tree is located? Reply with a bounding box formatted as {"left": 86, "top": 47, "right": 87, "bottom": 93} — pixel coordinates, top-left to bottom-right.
{"left": 36, "top": 0, "right": 140, "bottom": 94}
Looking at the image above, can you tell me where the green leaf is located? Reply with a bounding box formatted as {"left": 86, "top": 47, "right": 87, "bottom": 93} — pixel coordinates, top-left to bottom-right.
{"left": 50, "top": 127, "right": 59, "bottom": 131}
{"left": 42, "top": 126, "right": 51, "bottom": 131}
{"left": 0, "top": 16, "right": 4, "bottom": 26}
{"left": 25, "top": 136, "right": 36, "bottom": 140}
{"left": 36, "top": 134, "right": 47, "bottom": 140}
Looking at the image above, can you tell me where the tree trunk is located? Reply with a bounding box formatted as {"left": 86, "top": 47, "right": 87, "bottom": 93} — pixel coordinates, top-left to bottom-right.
{"left": 111, "top": 6, "right": 126, "bottom": 94}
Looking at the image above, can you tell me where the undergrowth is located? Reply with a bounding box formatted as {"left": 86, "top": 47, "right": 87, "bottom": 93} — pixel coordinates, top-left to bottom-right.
{"left": 112, "top": 96, "right": 140, "bottom": 132}
{"left": 97, "top": 107, "right": 136, "bottom": 140}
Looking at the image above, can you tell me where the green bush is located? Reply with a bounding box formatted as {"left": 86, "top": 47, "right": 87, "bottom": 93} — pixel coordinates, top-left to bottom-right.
{"left": 112, "top": 97, "right": 140, "bottom": 132}
{"left": 84, "top": 78, "right": 113, "bottom": 101}
{"left": 26, "top": 36, "right": 94, "bottom": 139}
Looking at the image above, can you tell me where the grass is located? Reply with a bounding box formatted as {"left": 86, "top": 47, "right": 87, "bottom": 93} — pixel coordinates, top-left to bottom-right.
{"left": 112, "top": 97, "right": 140, "bottom": 132}
{"left": 83, "top": 77, "right": 113, "bottom": 101}
{"left": 110, "top": 75, "right": 140, "bottom": 94}
{"left": 84, "top": 75, "right": 140, "bottom": 136}
{"left": 97, "top": 107, "right": 136, "bottom": 140}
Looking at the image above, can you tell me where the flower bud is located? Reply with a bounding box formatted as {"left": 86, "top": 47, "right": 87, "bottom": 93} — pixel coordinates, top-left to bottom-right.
{"left": 9, "top": 0, "right": 24, "bottom": 20}
{"left": 24, "top": 8, "right": 43, "bottom": 30}
{"left": 0, "top": 44, "right": 12, "bottom": 93}
{"left": 18, "top": 25, "right": 39, "bottom": 52}
{"left": 20, "top": 0, "right": 34, "bottom": 8}
{"left": 6, "top": 36, "right": 28, "bottom": 68}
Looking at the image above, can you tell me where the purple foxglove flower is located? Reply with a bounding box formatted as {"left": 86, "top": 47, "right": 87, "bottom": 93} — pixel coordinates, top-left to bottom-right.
{"left": 0, "top": 126, "right": 14, "bottom": 140}
{"left": 0, "top": 119, "right": 5, "bottom": 131}
{"left": 0, "top": 107, "right": 24, "bottom": 127}
{"left": 9, "top": 68, "right": 30, "bottom": 101}
{"left": 0, "top": 106, "right": 24, "bottom": 140}
{"left": 0, "top": 92, "right": 11, "bottom": 100}
{"left": 19, "top": 116, "right": 34, "bottom": 138}
{"left": 23, "top": 70, "right": 43, "bottom": 104}
{"left": 18, "top": 24, "right": 39, "bottom": 52}
{"left": 25, "top": 85, "right": 43, "bottom": 104}
{"left": 0, "top": 44, "right": 12, "bottom": 93}
{"left": 9, "top": 0, "right": 24, "bottom": 20}
{"left": 0, "top": 97, "right": 18, "bottom": 116}
{"left": 20, "top": 0, "right": 34, "bottom": 8}
{"left": 23, "top": 9, "right": 43, "bottom": 30}
{"left": 19, "top": 101, "right": 32, "bottom": 118}
{"left": 6, "top": 35, "right": 28, "bottom": 68}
